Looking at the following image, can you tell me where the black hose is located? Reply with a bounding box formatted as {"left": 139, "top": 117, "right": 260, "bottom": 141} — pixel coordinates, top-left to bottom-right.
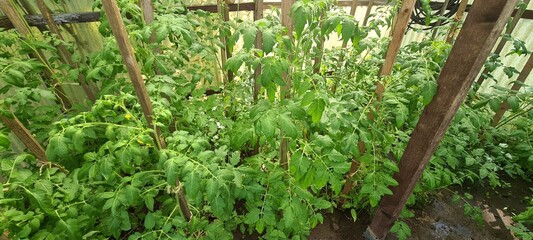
{"left": 409, "top": 0, "right": 461, "bottom": 30}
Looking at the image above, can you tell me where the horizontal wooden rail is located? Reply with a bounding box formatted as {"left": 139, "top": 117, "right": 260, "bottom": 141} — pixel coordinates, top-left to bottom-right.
{"left": 1, "top": 1, "right": 531, "bottom": 30}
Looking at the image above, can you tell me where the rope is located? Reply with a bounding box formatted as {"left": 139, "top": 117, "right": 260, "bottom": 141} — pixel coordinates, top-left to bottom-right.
{"left": 409, "top": 0, "right": 461, "bottom": 30}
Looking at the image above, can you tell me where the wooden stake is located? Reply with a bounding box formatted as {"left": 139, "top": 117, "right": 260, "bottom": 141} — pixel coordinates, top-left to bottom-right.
{"left": 366, "top": 0, "right": 517, "bottom": 238}
{"left": 313, "top": 11, "right": 326, "bottom": 74}
{"left": 280, "top": 0, "right": 295, "bottom": 170}
{"left": 445, "top": 0, "right": 468, "bottom": 43}
{"left": 102, "top": 0, "right": 192, "bottom": 221}
{"left": 492, "top": 53, "right": 533, "bottom": 126}
{"left": 0, "top": 0, "right": 72, "bottom": 110}
{"left": 475, "top": 0, "right": 530, "bottom": 88}
{"left": 362, "top": 0, "right": 374, "bottom": 26}
{"left": 0, "top": 113, "right": 68, "bottom": 173}
{"left": 36, "top": 0, "right": 96, "bottom": 102}
{"left": 379, "top": 0, "right": 416, "bottom": 77}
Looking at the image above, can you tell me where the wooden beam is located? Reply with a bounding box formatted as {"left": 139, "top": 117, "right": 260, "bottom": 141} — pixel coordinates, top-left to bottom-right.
{"left": 102, "top": 0, "right": 192, "bottom": 221}
{"left": 0, "top": 12, "right": 100, "bottom": 29}
{"left": 36, "top": 0, "right": 96, "bottom": 102}
{"left": 280, "top": 0, "right": 295, "bottom": 171}
{"left": 492, "top": 53, "right": 533, "bottom": 126}
{"left": 362, "top": 0, "right": 374, "bottom": 26}
{"left": 379, "top": 0, "right": 416, "bottom": 77}
{"left": 0, "top": 0, "right": 72, "bottom": 111}
{"left": 476, "top": 0, "right": 530, "bottom": 88}
{"left": 366, "top": 0, "right": 518, "bottom": 238}
{"left": 2, "top": 1, "right": 533, "bottom": 30}
{"left": 0, "top": 113, "right": 69, "bottom": 173}
{"left": 446, "top": 0, "right": 468, "bottom": 43}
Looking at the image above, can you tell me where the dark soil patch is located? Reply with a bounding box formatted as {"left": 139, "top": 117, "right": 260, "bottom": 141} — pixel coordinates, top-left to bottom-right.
{"left": 307, "top": 176, "right": 531, "bottom": 240}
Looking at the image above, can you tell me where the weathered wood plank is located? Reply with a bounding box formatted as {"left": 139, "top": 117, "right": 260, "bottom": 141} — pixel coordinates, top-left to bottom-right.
{"left": 101, "top": 0, "right": 192, "bottom": 221}
{"left": 492, "top": 53, "right": 533, "bottom": 126}
{"left": 366, "top": 0, "right": 518, "bottom": 239}
{"left": 362, "top": 0, "right": 374, "bottom": 26}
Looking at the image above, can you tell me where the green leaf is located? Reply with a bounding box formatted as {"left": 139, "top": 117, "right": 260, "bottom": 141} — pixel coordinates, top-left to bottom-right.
{"left": 243, "top": 27, "right": 257, "bottom": 50}
{"left": 278, "top": 113, "right": 298, "bottom": 139}
{"left": 0, "top": 133, "right": 10, "bottom": 149}
{"left": 262, "top": 30, "right": 276, "bottom": 54}
{"left": 308, "top": 99, "right": 326, "bottom": 123}
{"left": 144, "top": 212, "right": 156, "bottom": 229}
{"left": 489, "top": 98, "right": 501, "bottom": 112}
{"left": 259, "top": 113, "right": 276, "bottom": 140}
{"left": 244, "top": 209, "right": 260, "bottom": 225}
{"left": 507, "top": 96, "right": 519, "bottom": 112}
{"left": 465, "top": 156, "right": 476, "bottom": 166}
{"left": 422, "top": 81, "right": 437, "bottom": 106}
{"left": 341, "top": 20, "right": 356, "bottom": 44}
{"left": 73, "top": 130, "right": 85, "bottom": 152}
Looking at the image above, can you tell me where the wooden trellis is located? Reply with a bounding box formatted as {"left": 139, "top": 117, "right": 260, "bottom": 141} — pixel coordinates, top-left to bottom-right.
{"left": 366, "top": 0, "right": 518, "bottom": 238}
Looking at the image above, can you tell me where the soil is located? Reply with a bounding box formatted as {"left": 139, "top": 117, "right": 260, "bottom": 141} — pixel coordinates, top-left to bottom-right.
{"left": 308, "top": 175, "right": 532, "bottom": 240}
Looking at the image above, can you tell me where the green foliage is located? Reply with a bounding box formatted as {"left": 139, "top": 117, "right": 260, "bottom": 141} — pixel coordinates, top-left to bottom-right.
{"left": 1, "top": 0, "right": 532, "bottom": 239}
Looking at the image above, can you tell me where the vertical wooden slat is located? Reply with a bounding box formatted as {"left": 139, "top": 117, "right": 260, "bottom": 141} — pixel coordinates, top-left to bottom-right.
{"left": 492, "top": 53, "right": 533, "bottom": 126}
{"left": 280, "top": 0, "right": 295, "bottom": 171}
{"left": 365, "top": 0, "right": 518, "bottom": 238}
{"left": 102, "top": 0, "right": 193, "bottom": 221}
{"left": 431, "top": 0, "right": 450, "bottom": 39}
{"left": 313, "top": 11, "right": 326, "bottom": 74}
{"left": 36, "top": 0, "right": 96, "bottom": 102}
{"left": 445, "top": 0, "right": 468, "bottom": 43}
{"left": 217, "top": 0, "right": 234, "bottom": 83}
{"left": 379, "top": 0, "right": 416, "bottom": 77}
{"left": 253, "top": 0, "right": 263, "bottom": 102}
{"left": 476, "top": 0, "right": 530, "bottom": 87}
{"left": 0, "top": 0, "right": 72, "bottom": 110}
{"left": 362, "top": 0, "right": 374, "bottom": 26}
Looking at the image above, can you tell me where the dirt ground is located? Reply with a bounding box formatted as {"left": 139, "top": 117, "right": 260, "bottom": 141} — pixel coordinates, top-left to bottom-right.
{"left": 309, "top": 176, "right": 532, "bottom": 240}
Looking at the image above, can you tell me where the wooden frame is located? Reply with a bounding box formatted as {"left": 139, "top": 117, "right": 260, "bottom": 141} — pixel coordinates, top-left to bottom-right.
{"left": 366, "top": 0, "right": 518, "bottom": 238}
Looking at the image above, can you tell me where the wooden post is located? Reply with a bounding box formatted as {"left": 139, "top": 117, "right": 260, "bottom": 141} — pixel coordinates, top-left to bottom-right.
{"left": 102, "top": 0, "right": 192, "bottom": 221}
{"left": 431, "top": 0, "right": 450, "bottom": 39}
{"left": 0, "top": 113, "right": 68, "bottom": 173}
{"left": 492, "top": 53, "right": 533, "bottom": 126}
{"left": 0, "top": 0, "right": 72, "bottom": 110}
{"left": 446, "top": 0, "right": 468, "bottom": 43}
{"left": 313, "top": 11, "right": 326, "bottom": 74}
{"left": 217, "top": 0, "right": 234, "bottom": 82}
{"left": 280, "top": 0, "right": 295, "bottom": 170}
{"left": 366, "top": 0, "right": 517, "bottom": 238}
{"left": 36, "top": 0, "right": 96, "bottom": 102}
{"left": 362, "top": 0, "right": 374, "bottom": 26}
{"left": 379, "top": 0, "right": 416, "bottom": 77}
{"left": 475, "top": 0, "right": 530, "bottom": 88}
{"left": 253, "top": 0, "right": 263, "bottom": 102}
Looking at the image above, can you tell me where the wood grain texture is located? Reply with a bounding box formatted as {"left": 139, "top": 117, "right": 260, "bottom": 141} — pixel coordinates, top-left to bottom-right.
{"left": 492, "top": 53, "right": 533, "bottom": 126}
{"left": 0, "top": 114, "right": 47, "bottom": 162}
{"left": 367, "top": 0, "right": 518, "bottom": 238}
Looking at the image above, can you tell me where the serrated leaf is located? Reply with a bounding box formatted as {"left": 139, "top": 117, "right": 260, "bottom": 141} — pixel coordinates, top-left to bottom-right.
{"left": 341, "top": 20, "right": 356, "bottom": 44}
{"left": 507, "top": 96, "right": 519, "bottom": 112}
{"left": 422, "top": 81, "right": 437, "bottom": 106}
{"left": 262, "top": 30, "right": 275, "bottom": 54}
{"left": 278, "top": 113, "right": 298, "bottom": 139}
{"left": 308, "top": 99, "right": 326, "bottom": 123}
{"left": 145, "top": 212, "right": 156, "bottom": 229}
{"left": 243, "top": 27, "right": 257, "bottom": 50}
